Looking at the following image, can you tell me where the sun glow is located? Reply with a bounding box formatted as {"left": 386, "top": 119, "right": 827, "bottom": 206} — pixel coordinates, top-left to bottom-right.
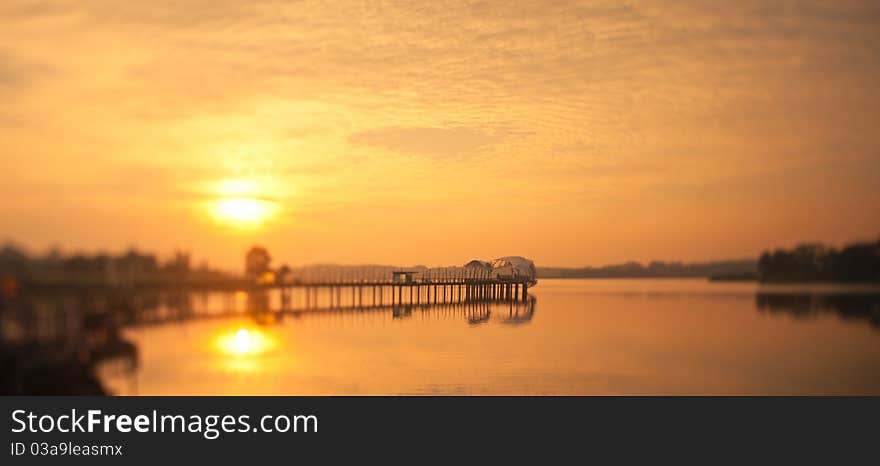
{"left": 210, "top": 197, "right": 278, "bottom": 227}
{"left": 206, "top": 178, "right": 282, "bottom": 228}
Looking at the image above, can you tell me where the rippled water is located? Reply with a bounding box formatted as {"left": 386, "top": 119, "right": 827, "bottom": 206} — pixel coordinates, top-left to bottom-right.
{"left": 101, "top": 279, "right": 880, "bottom": 395}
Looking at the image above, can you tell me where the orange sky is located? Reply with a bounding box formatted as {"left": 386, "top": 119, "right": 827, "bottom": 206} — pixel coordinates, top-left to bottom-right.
{"left": 1, "top": 1, "right": 879, "bottom": 271}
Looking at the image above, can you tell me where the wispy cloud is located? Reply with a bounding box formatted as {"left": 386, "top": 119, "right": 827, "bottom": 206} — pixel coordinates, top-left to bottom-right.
{"left": 0, "top": 51, "right": 50, "bottom": 91}
{"left": 349, "top": 126, "right": 499, "bottom": 157}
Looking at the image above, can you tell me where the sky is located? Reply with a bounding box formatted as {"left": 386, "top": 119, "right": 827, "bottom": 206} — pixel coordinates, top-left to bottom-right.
{"left": 1, "top": 0, "right": 879, "bottom": 271}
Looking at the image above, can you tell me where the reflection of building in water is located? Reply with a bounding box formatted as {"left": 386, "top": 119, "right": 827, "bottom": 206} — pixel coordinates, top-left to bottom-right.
{"left": 466, "top": 304, "right": 491, "bottom": 325}
{"left": 498, "top": 296, "right": 537, "bottom": 324}
{"left": 392, "top": 305, "right": 413, "bottom": 318}
{"left": 756, "top": 292, "right": 880, "bottom": 329}
{"left": 247, "top": 290, "right": 271, "bottom": 313}
{"left": 387, "top": 296, "right": 535, "bottom": 325}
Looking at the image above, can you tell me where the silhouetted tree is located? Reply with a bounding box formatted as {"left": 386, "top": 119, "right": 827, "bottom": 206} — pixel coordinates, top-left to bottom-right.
{"left": 758, "top": 239, "right": 880, "bottom": 283}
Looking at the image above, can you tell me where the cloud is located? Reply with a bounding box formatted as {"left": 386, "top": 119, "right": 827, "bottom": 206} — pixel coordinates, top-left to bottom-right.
{"left": 0, "top": 51, "right": 50, "bottom": 90}
{"left": 349, "top": 126, "right": 498, "bottom": 157}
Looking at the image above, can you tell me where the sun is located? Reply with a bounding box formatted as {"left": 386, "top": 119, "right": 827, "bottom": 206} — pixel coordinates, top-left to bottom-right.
{"left": 205, "top": 177, "right": 282, "bottom": 229}
{"left": 210, "top": 197, "right": 278, "bottom": 227}
{"left": 215, "top": 197, "right": 269, "bottom": 222}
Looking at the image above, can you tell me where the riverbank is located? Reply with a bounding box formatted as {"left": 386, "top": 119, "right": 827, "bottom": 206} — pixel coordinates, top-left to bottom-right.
{"left": 0, "top": 344, "right": 106, "bottom": 395}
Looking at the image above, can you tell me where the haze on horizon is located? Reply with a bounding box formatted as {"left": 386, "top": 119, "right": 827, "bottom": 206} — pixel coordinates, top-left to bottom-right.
{"left": 1, "top": 1, "right": 879, "bottom": 271}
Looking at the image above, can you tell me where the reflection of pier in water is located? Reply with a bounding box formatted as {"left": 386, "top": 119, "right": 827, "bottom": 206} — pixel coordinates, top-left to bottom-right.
{"left": 3, "top": 279, "right": 538, "bottom": 338}
{"left": 119, "top": 275, "right": 538, "bottom": 327}
{"left": 122, "top": 290, "right": 537, "bottom": 327}
{"left": 0, "top": 283, "right": 537, "bottom": 393}
{"left": 282, "top": 297, "right": 536, "bottom": 326}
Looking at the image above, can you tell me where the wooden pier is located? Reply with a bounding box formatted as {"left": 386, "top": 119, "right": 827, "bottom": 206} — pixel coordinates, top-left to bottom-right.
{"left": 269, "top": 276, "right": 533, "bottom": 311}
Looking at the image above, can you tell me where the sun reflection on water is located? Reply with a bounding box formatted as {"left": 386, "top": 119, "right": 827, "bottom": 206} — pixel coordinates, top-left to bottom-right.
{"left": 216, "top": 327, "right": 275, "bottom": 358}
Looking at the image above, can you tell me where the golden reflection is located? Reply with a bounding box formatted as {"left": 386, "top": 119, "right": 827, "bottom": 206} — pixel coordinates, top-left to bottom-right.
{"left": 216, "top": 327, "right": 275, "bottom": 357}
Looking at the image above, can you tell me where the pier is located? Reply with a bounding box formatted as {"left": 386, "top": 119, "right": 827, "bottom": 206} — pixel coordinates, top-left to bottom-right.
{"left": 270, "top": 276, "right": 532, "bottom": 311}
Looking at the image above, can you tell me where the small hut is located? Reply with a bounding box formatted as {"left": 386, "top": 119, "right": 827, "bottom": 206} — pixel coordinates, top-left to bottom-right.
{"left": 463, "top": 260, "right": 492, "bottom": 277}
{"left": 489, "top": 256, "right": 537, "bottom": 286}
{"left": 392, "top": 270, "right": 416, "bottom": 284}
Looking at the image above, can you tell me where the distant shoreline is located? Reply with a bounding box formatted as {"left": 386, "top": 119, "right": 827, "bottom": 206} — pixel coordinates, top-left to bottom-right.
{"left": 537, "top": 259, "right": 757, "bottom": 280}
{"left": 537, "top": 276, "right": 710, "bottom": 280}
{"left": 708, "top": 273, "right": 759, "bottom": 282}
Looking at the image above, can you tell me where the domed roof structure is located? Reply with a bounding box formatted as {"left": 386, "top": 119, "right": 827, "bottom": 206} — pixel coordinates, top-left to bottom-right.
{"left": 489, "top": 256, "right": 537, "bottom": 286}
{"left": 463, "top": 259, "right": 492, "bottom": 271}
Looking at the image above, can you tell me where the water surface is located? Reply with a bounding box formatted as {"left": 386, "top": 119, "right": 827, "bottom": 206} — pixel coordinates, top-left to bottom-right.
{"left": 103, "top": 279, "right": 880, "bottom": 395}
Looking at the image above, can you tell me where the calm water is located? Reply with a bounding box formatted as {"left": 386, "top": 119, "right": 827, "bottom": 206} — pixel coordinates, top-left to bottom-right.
{"left": 102, "top": 279, "right": 880, "bottom": 395}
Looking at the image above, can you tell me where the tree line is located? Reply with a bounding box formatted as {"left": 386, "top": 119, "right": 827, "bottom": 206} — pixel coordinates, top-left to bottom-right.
{"left": 758, "top": 239, "right": 880, "bottom": 283}
{"left": 538, "top": 259, "right": 757, "bottom": 279}
{"left": 0, "top": 243, "right": 234, "bottom": 287}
